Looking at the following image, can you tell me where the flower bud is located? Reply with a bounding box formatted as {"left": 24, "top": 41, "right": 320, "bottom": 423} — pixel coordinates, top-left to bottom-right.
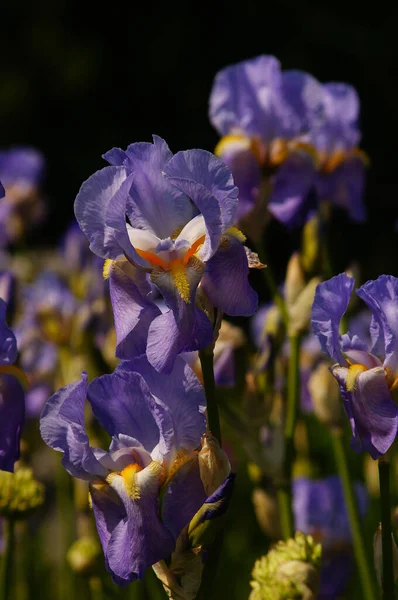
{"left": 308, "top": 362, "right": 343, "bottom": 428}
{"left": 0, "top": 467, "right": 44, "bottom": 519}
{"left": 252, "top": 487, "right": 281, "bottom": 540}
{"left": 188, "top": 473, "right": 235, "bottom": 550}
{"left": 301, "top": 214, "right": 321, "bottom": 275}
{"left": 373, "top": 523, "right": 398, "bottom": 588}
{"left": 285, "top": 253, "right": 306, "bottom": 310}
{"left": 67, "top": 536, "right": 101, "bottom": 575}
{"left": 250, "top": 532, "right": 322, "bottom": 600}
{"left": 288, "top": 276, "right": 321, "bottom": 336}
{"left": 198, "top": 433, "right": 231, "bottom": 496}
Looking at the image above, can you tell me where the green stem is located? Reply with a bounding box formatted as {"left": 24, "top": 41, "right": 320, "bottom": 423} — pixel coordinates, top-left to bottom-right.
{"left": 199, "top": 349, "right": 221, "bottom": 445}
{"left": 378, "top": 458, "right": 395, "bottom": 599}
{"left": 0, "top": 518, "right": 15, "bottom": 600}
{"left": 88, "top": 577, "right": 104, "bottom": 600}
{"left": 256, "top": 239, "right": 289, "bottom": 328}
{"left": 55, "top": 455, "right": 76, "bottom": 600}
{"left": 278, "top": 333, "right": 300, "bottom": 539}
{"left": 331, "top": 429, "right": 377, "bottom": 600}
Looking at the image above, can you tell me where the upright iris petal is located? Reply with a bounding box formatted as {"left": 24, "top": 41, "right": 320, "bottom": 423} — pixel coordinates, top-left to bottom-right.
{"left": 74, "top": 136, "right": 257, "bottom": 373}
{"left": 311, "top": 274, "right": 398, "bottom": 458}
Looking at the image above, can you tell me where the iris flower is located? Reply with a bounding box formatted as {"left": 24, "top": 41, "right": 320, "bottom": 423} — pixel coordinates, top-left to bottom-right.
{"left": 0, "top": 147, "right": 46, "bottom": 246}
{"left": 209, "top": 55, "right": 366, "bottom": 228}
{"left": 312, "top": 273, "right": 398, "bottom": 458}
{"left": 40, "top": 356, "right": 234, "bottom": 585}
{"left": 294, "top": 476, "right": 367, "bottom": 599}
{"left": 0, "top": 292, "right": 26, "bottom": 472}
{"left": 75, "top": 135, "right": 257, "bottom": 372}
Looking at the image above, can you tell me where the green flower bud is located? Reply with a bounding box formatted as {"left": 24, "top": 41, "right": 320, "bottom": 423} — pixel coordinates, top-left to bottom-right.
{"left": 0, "top": 467, "right": 44, "bottom": 519}
{"left": 252, "top": 487, "right": 281, "bottom": 540}
{"left": 301, "top": 214, "right": 321, "bottom": 275}
{"left": 67, "top": 536, "right": 101, "bottom": 575}
{"left": 250, "top": 532, "right": 322, "bottom": 600}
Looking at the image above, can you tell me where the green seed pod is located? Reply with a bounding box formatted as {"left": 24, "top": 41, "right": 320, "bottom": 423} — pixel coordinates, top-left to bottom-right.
{"left": 250, "top": 532, "right": 322, "bottom": 600}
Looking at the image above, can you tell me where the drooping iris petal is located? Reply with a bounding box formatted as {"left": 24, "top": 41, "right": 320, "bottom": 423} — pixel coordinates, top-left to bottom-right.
{"left": 216, "top": 142, "right": 261, "bottom": 221}
{"left": 109, "top": 261, "right": 161, "bottom": 359}
{"left": 40, "top": 373, "right": 107, "bottom": 479}
{"left": 311, "top": 274, "right": 355, "bottom": 363}
{"left": 316, "top": 156, "right": 366, "bottom": 222}
{"left": 356, "top": 275, "right": 398, "bottom": 372}
{"left": 333, "top": 366, "right": 398, "bottom": 459}
{"left": 268, "top": 151, "right": 316, "bottom": 227}
{"left": 161, "top": 454, "right": 207, "bottom": 540}
{"left": 116, "top": 356, "right": 206, "bottom": 454}
{"left": 147, "top": 260, "right": 213, "bottom": 373}
{"left": 0, "top": 299, "right": 17, "bottom": 365}
{"left": 74, "top": 166, "right": 130, "bottom": 259}
{"left": 123, "top": 136, "right": 195, "bottom": 239}
{"left": 107, "top": 467, "right": 175, "bottom": 582}
{"left": 0, "top": 374, "right": 25, "bottom": 472}
{"left": 163, "top": 149, "right": 238, "bottom": 261}
{"left": 201, "top": 234, "right": 258, "bottom": 317}
{"left": 89, "top": 481, "right": 127, "bottom": 584}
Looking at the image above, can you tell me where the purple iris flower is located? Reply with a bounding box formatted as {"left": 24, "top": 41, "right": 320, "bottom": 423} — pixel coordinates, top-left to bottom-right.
{"left": 0, "top": 292, "right": 25, "bottom": 472}
{"left": 209, "top": 56, "right": 366, "bottom": 228}
{"left": 75, "top": 135, "right": 257, "bottom": 373}
{"left": 0, "top": 147, "right": 46, "bottom": 245}
{"left": 294, "top": 475, "right": 367, "bottom": 599}
{"left": 312, "top": 274, "right": 398, "bottom": 458}
{"left": 209, "top": 55, "right": 323, "bottom": 225}
{"left": 40, "top": 356, "right": 233, "bottom": 585}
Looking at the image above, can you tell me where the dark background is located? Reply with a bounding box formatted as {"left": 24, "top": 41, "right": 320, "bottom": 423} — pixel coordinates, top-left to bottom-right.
{"left": 1, "top": 0, "right": 397, "bottom": 276}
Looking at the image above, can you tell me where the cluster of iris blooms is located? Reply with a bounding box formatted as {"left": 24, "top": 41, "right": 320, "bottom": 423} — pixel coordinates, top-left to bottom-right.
{"left": 0, "top": 54, "right": 396, "bottom": 600}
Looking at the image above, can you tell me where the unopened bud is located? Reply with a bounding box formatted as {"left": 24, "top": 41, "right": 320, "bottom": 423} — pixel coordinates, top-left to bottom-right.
{"left": 252, "top": 487, "right": 281, "bottom": 540}
{"left": 301, "top": 214, "right": 321, "bottom": 275}
{"left": 67, "top": 536, "right": 101, "bottom": 575}
{"left": 373, "top": 523, "right": 398, "bottom": 588}
{"left": 288, "top": 277, "right": 321, "bottom": 336}
{"left": 198, "top": 434, "right": 231, "bottom": 496}
{"left": 308, "top": 362, "right": 343, "bottom": 428}
{"left": 0, "top": 467, "right": 44, "bottom": 518}
{"left": 285, "top": 254, "right": 306, "bottom": 310}
{"left": 250, "top": 532, "right": 322, "bottom": 600}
